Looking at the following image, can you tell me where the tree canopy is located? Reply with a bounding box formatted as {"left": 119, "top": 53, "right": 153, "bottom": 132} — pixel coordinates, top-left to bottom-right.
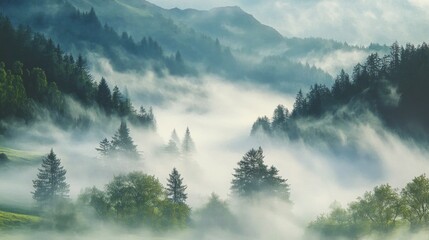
{"left": 97, "top": 121, "right": 140, "bottom": 159}
{"left": 79, "top": 171, "right": 190, "bottom": 229}
{"left": 166, "top": 168, "right": 188, "bottom": 204}
{"left": 231, "top": 147, "right": 290, "bottom": 200}
{"left": 32, "top": 149, "right": 69, "bottom": 207}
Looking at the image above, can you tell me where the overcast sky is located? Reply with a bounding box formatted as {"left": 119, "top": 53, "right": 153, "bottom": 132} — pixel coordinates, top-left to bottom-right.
{"left": 150, "top": 0, "right": 429, "bottom": 46}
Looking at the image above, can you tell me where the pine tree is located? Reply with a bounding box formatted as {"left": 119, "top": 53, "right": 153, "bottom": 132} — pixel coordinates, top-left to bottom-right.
{"left": 111, "top": 121, "right": 139, "bottom": 159}
{"left": 135, "top": 106, "right": 156, "bottom": 130}
{"left": 166, "top": 168, "right": 187, "bottom": 204}
{"left": 118, "top": 88, "right": 133, "bottom": 117}
{"left": 112, "top": 86, "right": 121, "bottom": 113}
{"left": 171, "top": 129, "right": 180, "bottom": 146}
{"left": 96, "top": 77, "right": 112, "bottom": 114}
{"left": 292, "top": 89, "right": 306, "bottom": 117}
{"left": 96, "top": 138, "right": 112, "bottom": 157}
{"left": 182, "top": 127, "right": 195, "bottom": 154}
{"left": 165, "top": 129, "right": 180, "bottom": 154}
{"left": 32, "top": 149, "right": 70, "bottom": 206}
{"left": 231, "top": 147, "right": 290, "bottom": 200}
{"left": 272, "top": 105, "right": 288, "bottom": 132}
{"left": 165, "top": 139, "right": 180, "bottom": 155}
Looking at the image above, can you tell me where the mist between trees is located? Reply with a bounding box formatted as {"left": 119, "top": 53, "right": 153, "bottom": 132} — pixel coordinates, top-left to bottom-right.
{"left": 23, "top": 145, "right": 291, "bottom": 236}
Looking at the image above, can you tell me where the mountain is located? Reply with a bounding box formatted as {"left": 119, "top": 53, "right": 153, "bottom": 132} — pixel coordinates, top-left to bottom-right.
{"left": 167, "top": 6, "right": 284, "bottom": 50}
{"left": 252, "top": 42, "right": 429, "bottom": 143}
{"left": 0, "top": 0, "right": 389, "bottom": 94}
{"left": 68, "top": 0, "right": 236, "bottom": 66}
{"left": 65, "top": 0, "right": 336, "bottom": 92}
{"left": 0, "top": 1, "right": 190, "bottom": 75}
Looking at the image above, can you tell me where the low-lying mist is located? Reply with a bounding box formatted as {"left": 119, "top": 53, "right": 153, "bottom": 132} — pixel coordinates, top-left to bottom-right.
{"left": 1, "top": 60, "right": 429, "bottom": 239}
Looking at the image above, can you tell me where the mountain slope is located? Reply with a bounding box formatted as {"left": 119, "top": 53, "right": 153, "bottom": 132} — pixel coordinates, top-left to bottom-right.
{"left": 3, "top": 0, "right": 383, "bottom": 94}
{"left": 253, "top": 43, "right": 429, "bottom": 142}
{"left": 168, "top": 6, "right": 284, "bottom": 50}
{"left": 0, "top": 15, "right": 156, "bottom": 130}
{"left": 0, "top": 1, "right": 189, "bottom": 75}
{"left": 65, "top": 0, "right": 334, "bottom": 92}
{"left": 68, "top": 0, "right": 236, "bottom": 65}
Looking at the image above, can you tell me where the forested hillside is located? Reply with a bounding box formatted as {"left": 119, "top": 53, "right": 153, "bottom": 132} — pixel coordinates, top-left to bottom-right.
{"left": 0, "top": 16, "right": 155, "bottom": 129}
{"left": 0, "top": 0, "right": 338, "bottom": 93}
{"left": 0, "top": 1, "right": 189, "bottom": 75}
{"left": 252, "top": 42, "right": 429, "bottom": 142}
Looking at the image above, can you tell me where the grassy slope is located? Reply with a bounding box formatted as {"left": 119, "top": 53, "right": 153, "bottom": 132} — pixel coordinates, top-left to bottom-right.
{"left": 0, "top": 146, "right": 42, "bottom": 220}
{"left": 0, "top": 146, "right": 41, "bottom": 165}
{"left": 0, "top": 211, "right": 40, "bottom": 229}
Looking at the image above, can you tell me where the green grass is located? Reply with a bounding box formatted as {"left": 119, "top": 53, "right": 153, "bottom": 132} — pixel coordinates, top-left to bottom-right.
{"left": 0, "top": 146, "right": 42, "bottom": 165}
{"left": 0, "top": 211, "right": 41, "bottom": 229}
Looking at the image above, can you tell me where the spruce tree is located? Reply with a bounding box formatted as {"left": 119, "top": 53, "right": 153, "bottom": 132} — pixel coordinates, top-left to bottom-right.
{"left": 182, "top": 127, "right": 195, "bottom": 154}
{"left": 171, "top": 129, "right": 180, "bottom": 146}
{"left": 166, "top": 168, "right": 187, "bottom": 204}
{"left": 111, "top": 121, "right": 139, "bottom": 159}
{"left": 32, "top": 149, "right": 70, "bottom": 206}
{"left": 292, "top": 89, "right": 306, "bottom": 117}
{"left": 96, "top": 77, "right": 112, "bottom": 114}
{"left": 165, "top": 129, "right": 180, "bottom": 154}
{"left": 231, "top": 147, "right": 290, "bottom": 200}
{"left": 112, "top": 86, "right": 121, "bottom": 113}
{"left": 96, "top": 138, "right": 112, "bottom": 157}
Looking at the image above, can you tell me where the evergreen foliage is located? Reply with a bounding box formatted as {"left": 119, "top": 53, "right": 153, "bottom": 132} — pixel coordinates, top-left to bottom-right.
{"left": 95, "top": 138, "right": 111, "bottom": 157}
{"left": 132, "top": 106, "right": 156, "bottom": 131}
{"left": 253, "top": 42, "right": 429, "bottom": 141}
{"left": 96, "top": 78, "right": 113, "bottom": 115}
{"left": 164, "top": 129, "right": 181, "bottom": 155}
{"left": 171, "top": 129, "right": 181, "bottom": 146}
{"left": 181, "top": 127, "right": 195, "bottom": 154}
{"left": 166, "top": 168, "right": 188, "bottom": 204}
{"left": 0, "top": 15, "right": 157, "bottom": 128}
{"left": 0, "top": 2, "right": 189, "bottom": 75}
{"left": 231, "top": 147, "right": 290, "bottom": 200}
{"left": 108, "top": 121, "right": 139, "bottom": 159}
{"left": 32, "top": 149, "right": 70, "bottom": 207}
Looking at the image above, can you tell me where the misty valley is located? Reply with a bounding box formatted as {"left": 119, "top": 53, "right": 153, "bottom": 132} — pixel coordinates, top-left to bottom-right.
{"left": 1, "top": 0, "right": 429, "bottom": 239}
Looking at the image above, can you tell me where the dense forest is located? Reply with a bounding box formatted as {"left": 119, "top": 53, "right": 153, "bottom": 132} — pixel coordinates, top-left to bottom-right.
{"left": 252, "top": 42, "right": 429, "bottom": 142}
{"left": 0, "top": 1, "right": 189, "bottom": 75}
{"left": 0, "top": 0, "right": 339, "bottom": 94}
{"left": 0, "top": 16, "right": 155, "bottom": 129}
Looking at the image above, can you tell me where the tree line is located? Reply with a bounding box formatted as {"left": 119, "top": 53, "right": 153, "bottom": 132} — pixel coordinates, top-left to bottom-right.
{"left": 31, "top": 146, "right": 290, "bottom": 230}
{"left": 0, "top": 0, "right": 190, "bottom": 75}
{"left": 0, "top": 15, "right": 155, "bottom": 129}
{"left": 308, "top": 175, "right": 429, "bottom": 239}
{"left": 252, "top": 42, "right": 429, "bottom": 141}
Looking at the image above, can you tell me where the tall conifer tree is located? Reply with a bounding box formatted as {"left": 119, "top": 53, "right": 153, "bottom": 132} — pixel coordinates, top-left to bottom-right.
{"left": 166, "top": 168, "right": 188, "bottom": 204}
{"left": 32, "top": 149, "right": 70, "bottom": 206}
